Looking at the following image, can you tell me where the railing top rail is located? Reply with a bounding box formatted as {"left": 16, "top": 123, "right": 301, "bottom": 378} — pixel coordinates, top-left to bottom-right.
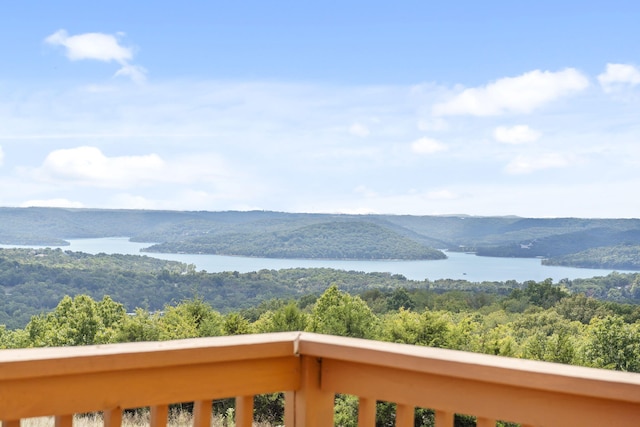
{"left": 0, "top": 331, "right": 299, "bottom": 381}
{"left": 297, "top": 332, "right": 640, "bottom": 404}
{"left": 2, "top": 331, "right": 640, "bottom": 405}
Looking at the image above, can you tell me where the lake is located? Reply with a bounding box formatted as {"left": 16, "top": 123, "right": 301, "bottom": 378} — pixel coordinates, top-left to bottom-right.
{"left": 2, "top": 237, "right": 634, "bottom": 283}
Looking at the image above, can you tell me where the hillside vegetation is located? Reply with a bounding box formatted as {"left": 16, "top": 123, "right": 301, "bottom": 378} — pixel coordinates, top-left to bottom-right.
{"left": 1, "top": 207, "right": 640, "bottom": 267}
{"left": 1, "top": 248, "right": 639, "bottom": 329}
{"left": 143, "top": 221, "right": 447, "bottom": 260}
{"left": 2, "top": 244, "right": 640, "bottom": 426}
{"left": 543, "top": 244, "right": 640, "bottom": 270}
{"left": 3, "top": 282, "right": 640, "bottom": 426}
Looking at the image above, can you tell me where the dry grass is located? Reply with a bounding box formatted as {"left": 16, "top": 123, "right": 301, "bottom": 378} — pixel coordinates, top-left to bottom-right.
{"left": 16, "top": 409, "right": 275, "bottom": 427}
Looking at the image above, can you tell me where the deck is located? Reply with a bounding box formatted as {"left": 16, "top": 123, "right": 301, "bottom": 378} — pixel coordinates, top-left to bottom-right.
{"left": 2, "top": 332, "right": 640, "bottom": 426}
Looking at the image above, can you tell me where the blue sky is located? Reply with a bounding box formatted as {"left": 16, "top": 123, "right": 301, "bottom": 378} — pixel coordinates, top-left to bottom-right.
{"left": 1, "top": 1, "right": 639, "bottom": 217}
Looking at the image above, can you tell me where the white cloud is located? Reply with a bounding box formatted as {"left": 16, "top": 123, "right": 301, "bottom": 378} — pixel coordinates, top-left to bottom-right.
{"left": 39, "top": 146, "right": 164, "bottom": 188}
{"left": 505, "top": 153, "right": 571, "bottom": 174}
{"left": 29, "top": 147, "right": 251, "bottom": 204}
{"left": 598, "top": 63, "right": 640, "bottom": 93}
{"left": 45, "top": 30, "right": 133, "bottom": 62}
{"left": 111, "top": 187, "right": 262, "bottom": 211}
{"left": 21, "top": 198, "right": 84, "bottom": 208}
{"left": 493, "top": 125, "right": 541, "bottom": 144}
{"left": 349, "top": 123, "right": 370, "bottom": 137}
{"left": 433, "top": 68, "right": 589, "bottom": 116}
{"left": 410, "top": 137, "right": 447, "bottom": 154}
{"left": 0, "top": 146, "right": 4, "bottom": 166}
{"left": 45, "top": 29, "right": 146, "bottom": 82}
{"left": 3, "top": 76, "right": 638, "bottom": 217}
{"left": 114, "top": 63, "right": 148, "bottom": 84}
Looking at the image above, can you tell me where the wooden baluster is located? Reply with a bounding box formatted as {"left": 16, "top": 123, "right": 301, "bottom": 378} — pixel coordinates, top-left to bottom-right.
{"left": 435, "top": 410, "right": 454, "bottom": 427}
{"left": 150, "top": 405, "right": 168, "bottom": 427}
{"left": 235, "top": 396, "right": 254, "bottom": 427}
{"left": 193, "top": 400, "right": 212, "bottom": 427}
{"left": 395, "top": 404, "right": 414, "bottom": 427}
{"left": 2, "top": 420, "right": 20, "bottom": 427}
{"left": 284, "top": 391, "right": 295, "bottom": 427}
{"left": 476, "top": 417, "right": 496, "bottom": 427}
{"left": 55, "top": 415, "right": 73, "bottom": 427}
{"left": 357, "top": 397, "right": 376, "bottom": 427}
{"left": 104, "top": 408, "right": 122, "bottom": 427}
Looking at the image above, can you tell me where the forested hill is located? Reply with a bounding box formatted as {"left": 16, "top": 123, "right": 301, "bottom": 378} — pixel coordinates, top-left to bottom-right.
{"left": 543, "top": 244, "right": 640, "bottom": 270}
{"left": 143, "top": 221, "right": 447, "bottom": 260}
{"left": 1, "top": 247, "right": 639, "bottom": 329}
{"left": 1, "top": 207, "right": 640, "bottom": 267}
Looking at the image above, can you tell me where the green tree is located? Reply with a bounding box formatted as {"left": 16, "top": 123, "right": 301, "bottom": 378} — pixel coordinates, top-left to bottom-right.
{"left": 448, "top": 313, "right": 483, "bottom": 352}
{"left": 223, "top": 312, "right": 252, "bottom": 335}
{"left": 156, "top": 298, "right": 224, "bottom": 340}
{"left": 308, "top": 284, "right": 379, "bottom": 339}
{"left": 0, "top": 325, "right": 10, "bottom": 349}
{"left": 585, "top": 315, "right": 640, "bottom": 372}
{"left": 333, "top": 395, "right": 358, "bottom": 427}
{"left": 25, "top": 295, "right": 105, "bottom": 347}
{"left": 254, "top": 302, "right": 308, "bottom": 333}
{"left": 555, "top": 293, "right": 607, "bottom": 324}
{"left": 544, "top": 330, "right": 577, "bottom": 364}
{"left": 157, "top": 304, "right": 199, "bottom": 340}
{"left": 97, "top": 295, "right": 126, "bottom": 328}
{"left": 117, "top": 308, "right": 160, "bottom": 342}
{"left": 522, "top": 279, "right": 568, "bottom": 309}
{"left": 479, "top": 323, "right": 518, "bottom": 357}
{"left": 180, "top": 297, "right": 224, "bottom": 337}
{"left": 380, "top": 308, "right": 450, "bottom": 348}
{"left": 386, "top": 287, "right": 415, "bottom": 311}
{"left": 94, "top": 295, "right": 127, "bottom": 343}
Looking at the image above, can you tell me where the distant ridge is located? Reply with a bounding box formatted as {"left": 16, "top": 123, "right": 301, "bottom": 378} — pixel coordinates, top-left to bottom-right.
{"left": 0, "top": 207, "right": 639, "bottom": 267}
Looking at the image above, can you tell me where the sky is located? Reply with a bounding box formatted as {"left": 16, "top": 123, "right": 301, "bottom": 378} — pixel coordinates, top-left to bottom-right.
{"left": 1, "top": 1, "right": 639, "bottom": 218}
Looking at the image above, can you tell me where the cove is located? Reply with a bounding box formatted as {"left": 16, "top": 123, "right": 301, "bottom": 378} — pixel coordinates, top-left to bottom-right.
{"left": 3, "top": 237, "right": 632, "bottom": 283}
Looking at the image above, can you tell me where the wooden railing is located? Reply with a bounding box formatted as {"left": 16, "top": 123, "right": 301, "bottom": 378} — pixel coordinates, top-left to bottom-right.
{"left": 2, "top": 332, "right": 640, "bottom": 426}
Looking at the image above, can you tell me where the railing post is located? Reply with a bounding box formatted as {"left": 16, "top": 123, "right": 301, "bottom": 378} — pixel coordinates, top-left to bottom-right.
{"left": 284, "top": 391, "right": 295, "bottom": 426}
{"left": 435, "top": 410, "right": 454, "bottom": 427}
{"left": 396, "top": 404, "right": 414, "bottom": 427}
{"left": 294, "top": 355, "right": 334, "bottom": 427}
{"left": 358, "top": 397, "right": 376, "bottom": 426}
{"left": 150, "top": 405, "right": 169, "bottom": 427}
{"left": 104, "top": 408, "right": 122, "bottom": 427}
{"left": 235, "top": 395, "right": 254, "bottom": 427}
{"left": 55, "top": 415, "right": 73, "bottom": 427}
{"left": 193, "top": 400, "right": 212, "bottom": 427}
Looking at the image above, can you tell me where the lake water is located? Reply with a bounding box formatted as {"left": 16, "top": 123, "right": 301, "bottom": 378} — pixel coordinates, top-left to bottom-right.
{"left": 2, "top": 237, "right": 634, "bottom": 283}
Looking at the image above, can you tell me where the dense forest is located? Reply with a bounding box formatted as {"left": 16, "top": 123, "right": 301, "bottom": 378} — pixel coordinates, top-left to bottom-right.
{"left": 543, "top": 244, "right": 640, "bottom": 269}
{"left": 2, "top": 281, "right": 640, "bottom": 426}
{"left": 1, "top": 247, "right": 640, "bottom": 330}
{"left": 2, "top": 243, "right": 640, "bottom": 425}
{"left": 0, "top": 247, "right": 494, "bottom": 328}
{"left": 144, "top": 221, "right": 446, "bottom": 260}
{"left": 1, "top": 207, "right": 640, "bottom": 267}
{"left": 6, "top": 281, "right": 638, "bottom": 368}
